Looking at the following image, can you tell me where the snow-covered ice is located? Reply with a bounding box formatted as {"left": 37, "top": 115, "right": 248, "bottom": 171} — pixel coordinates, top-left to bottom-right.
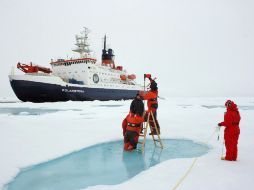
{"left": 0, "top": 97, "right": 253, "bottom": 190}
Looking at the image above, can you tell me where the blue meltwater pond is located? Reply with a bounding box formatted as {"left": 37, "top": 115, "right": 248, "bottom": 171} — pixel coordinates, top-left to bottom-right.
{"left": 5, "top": 139, "right": 209, "bottom": 190}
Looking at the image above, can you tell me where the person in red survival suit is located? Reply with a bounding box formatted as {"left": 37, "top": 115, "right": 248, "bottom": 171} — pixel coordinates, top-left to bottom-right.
{"left": 122, "top": 94, "right": 144, "bottom": 151}
{"left": 139, "top": 75, "right": 160, "bottom": 135}
{"left": 218, "top": 100, "right": 241, "bottom": 161}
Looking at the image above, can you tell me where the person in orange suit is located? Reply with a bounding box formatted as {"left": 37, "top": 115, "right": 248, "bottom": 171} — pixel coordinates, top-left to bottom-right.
{"left": 139, "top": 75, "right": 160, "bottom": 135}
{"left": 218, "top": 100, "right": 241, "bottom": 161}
{"left": 122, "top": 93, "right": 144, "bottom": 151}
{"left": 123, "top": 112, "right": 144, "bottom": 151}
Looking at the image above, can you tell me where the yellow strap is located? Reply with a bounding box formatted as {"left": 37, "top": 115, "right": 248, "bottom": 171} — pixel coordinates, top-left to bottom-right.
{"left": 171, "top": 129, "right": 217, "bottom": 190}
{"left": 171, "top": 158, "right": 198, "bottom": 190}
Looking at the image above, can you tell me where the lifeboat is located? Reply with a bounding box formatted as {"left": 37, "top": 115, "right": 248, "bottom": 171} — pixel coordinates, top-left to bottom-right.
{"left": 120, "top": 74, "right": 127, "bottom": 81}
{"left": 116, "top": 66, "right": 123, "bottom": 71}
{"left": 127, "top": 74, "right": 136, "bottom": 80}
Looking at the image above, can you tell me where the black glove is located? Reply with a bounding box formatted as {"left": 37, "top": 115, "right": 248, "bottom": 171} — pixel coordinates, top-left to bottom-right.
{"left": 218, "top": 123, "right": 222, "bottom": 127}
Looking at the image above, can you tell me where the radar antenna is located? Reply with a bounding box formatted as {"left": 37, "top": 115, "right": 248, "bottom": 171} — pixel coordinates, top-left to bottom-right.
{"left": 72, "top": 27, "right": 92, "bottom": 58}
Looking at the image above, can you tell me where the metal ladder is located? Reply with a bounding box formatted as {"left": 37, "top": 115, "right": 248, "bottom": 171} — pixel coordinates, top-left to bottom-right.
{"left": 138, "top": 111, "right": 163, "bottom": 153}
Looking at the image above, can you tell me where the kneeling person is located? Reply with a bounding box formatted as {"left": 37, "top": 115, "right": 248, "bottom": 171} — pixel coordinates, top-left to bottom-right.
{"left": 123, "top": 93, "right": 144, "bottom": 151}
{"left": 124, "top": 112, "right": 144, "bottom": 151}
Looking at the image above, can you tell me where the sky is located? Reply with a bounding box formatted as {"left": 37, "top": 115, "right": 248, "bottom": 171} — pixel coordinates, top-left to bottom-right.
{"left": 0, "top": 0, "right": 253, "bottom": 97}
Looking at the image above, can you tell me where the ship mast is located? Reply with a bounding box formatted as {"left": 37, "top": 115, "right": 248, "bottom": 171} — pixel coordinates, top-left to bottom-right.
{"left": 72, "top": 27, "right": 91, "bottom": 58}
{"left": 103, "top": 34, "right": 106, "bottom": 50}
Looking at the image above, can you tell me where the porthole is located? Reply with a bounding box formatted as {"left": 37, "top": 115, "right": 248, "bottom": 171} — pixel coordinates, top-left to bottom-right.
{"left": 93, "top": 73, "right": 99, "bottom": 83}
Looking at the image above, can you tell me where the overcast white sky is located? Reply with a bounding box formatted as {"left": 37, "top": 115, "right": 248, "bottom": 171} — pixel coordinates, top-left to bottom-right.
{"left": 0, "top": 0, "right": 253, "bottom": 97}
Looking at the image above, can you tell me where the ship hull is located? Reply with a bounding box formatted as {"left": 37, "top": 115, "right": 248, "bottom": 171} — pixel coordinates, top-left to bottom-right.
{"left": 10, "top": 79, "right": 139, "bottom": 102}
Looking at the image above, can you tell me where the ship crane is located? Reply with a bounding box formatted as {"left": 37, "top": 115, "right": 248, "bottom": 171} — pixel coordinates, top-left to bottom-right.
{"left": 17, "top": 62, "right": 52, "bottom": 74}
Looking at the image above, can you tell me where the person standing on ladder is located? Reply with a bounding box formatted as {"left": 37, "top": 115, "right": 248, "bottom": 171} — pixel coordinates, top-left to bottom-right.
{"left": 122, "top": 93, "right": 144, "bottom": 151}
{"left": 218, "top": 100, "right": 241, "bottom": 161}
{"left": 139, "top": 74, "right": 160, "bottom": 135}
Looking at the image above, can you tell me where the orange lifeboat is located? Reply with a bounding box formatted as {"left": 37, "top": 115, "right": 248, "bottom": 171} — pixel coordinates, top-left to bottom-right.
{"left": 116, "top": 66, "right": 123, "bottom": 71}
{"left": 127, "top": 74, "right": 136, "bottom": 80}
{"left": 120, "top": 74, "right": 127, "bottom": 80}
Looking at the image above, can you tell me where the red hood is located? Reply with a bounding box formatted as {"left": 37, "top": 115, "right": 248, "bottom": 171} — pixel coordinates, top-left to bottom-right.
{"left": 227, "top": 102, "right": 238, "bottom": 111}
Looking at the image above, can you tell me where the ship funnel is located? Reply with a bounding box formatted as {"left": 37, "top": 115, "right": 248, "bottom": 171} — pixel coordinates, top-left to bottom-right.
{"left": 101, "top": 35, "right": 115, "bottom": 68}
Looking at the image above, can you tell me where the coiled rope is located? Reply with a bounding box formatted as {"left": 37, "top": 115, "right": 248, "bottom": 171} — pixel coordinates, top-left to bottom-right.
{"left": 171, "top": 128, "right": 218, "bottom": 190}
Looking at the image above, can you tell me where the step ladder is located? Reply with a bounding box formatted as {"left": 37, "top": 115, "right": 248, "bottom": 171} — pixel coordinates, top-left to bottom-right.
{"left": 138, "top": 111, "right": 163, "bottom": 153}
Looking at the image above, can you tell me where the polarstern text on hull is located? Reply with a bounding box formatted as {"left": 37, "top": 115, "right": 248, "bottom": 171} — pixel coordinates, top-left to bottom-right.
{"left": 9, "top": 27, "right": 142, "bottom": 102}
